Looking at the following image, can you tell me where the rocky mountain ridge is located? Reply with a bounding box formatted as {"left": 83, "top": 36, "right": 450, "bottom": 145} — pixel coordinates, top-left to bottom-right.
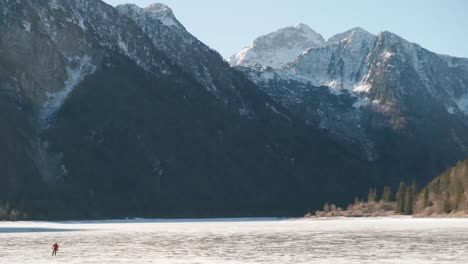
{"left": 231, "top": 24, "right": 468, "bottom": 185}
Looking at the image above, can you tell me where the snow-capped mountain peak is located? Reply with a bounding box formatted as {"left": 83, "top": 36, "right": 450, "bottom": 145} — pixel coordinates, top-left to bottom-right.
{"left": 235, "top": 24, "right": 468, "bottom": 118}
{"left": 228, "top": 23, "right": 325, "bottom": 69}
{"left": 144, "top": 3, "right": 183, "bottom": 29}
{"left": 292, "top": 22, "right": 313, "bottom": 30}
{"left": 327, "top": 27, "right": 374, "bottom": 44}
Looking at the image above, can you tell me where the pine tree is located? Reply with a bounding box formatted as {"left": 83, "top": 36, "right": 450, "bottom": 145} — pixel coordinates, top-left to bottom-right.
{"left": 354, "top": 197, "right": 360, "bottom": 206}
{"left": 423, "top": 188, "right": 430, "bottom": 208}
{"left": 0, "top": 201, "right": 7, "bottom": 220}
{"left": 403, "top": 181, "right": 417, "bottom": 215}
{"left": 443, "top": 192, "right": 451, "bottom": 213}
{"left": 404, "top": 188, "right": 413, "bottom": 215}
{"left": 368, "top": 188, "right": 378, "bottom": 202}
{"left": 410, "top": 181, "right": 417, "bottom": 197}
{"left": 382, "top": 186, "right": 392, "bottom": 202}
{"left": 432, "top": 179, "right": 441, "bottom": 195}
{"left": 396, "top": 182, "right": 407, "bottom": 214}
{"left": 454, "top": 181, "right": 464, "bottom": 210}
{"left": 373, "top": 188, "right": 379, "bottom": 202}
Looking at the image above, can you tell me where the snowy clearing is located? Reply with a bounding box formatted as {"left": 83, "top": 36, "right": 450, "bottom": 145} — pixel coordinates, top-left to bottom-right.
{"left": 0, "top": 217, "right": 467, "bottom": 263}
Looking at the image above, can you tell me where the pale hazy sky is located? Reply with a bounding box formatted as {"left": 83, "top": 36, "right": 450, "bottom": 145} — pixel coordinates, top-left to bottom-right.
{"left": 103, "top": 0, "right": 468, "bottom": 59}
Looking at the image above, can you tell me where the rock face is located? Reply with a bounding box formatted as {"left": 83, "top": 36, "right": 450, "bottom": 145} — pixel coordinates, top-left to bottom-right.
{"left": 231, "top": 25, "right": 468, "bottom": 187}
{"left": 115, "top": 3, "right": 258, "bottom": 99}
{"left": 292, "top": 27, "right": 376, "bottom": 91}
{"left": 0, "top": 0, "right": 376, "bottom": 219}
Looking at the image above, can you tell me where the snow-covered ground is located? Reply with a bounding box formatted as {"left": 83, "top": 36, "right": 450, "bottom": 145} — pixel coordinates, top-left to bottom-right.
{"left": 0, "top": 217, "right": 467, "bottom": 263}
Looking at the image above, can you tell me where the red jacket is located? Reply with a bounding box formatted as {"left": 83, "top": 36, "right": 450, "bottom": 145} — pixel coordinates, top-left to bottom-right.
{"left": 53, "top": 244, "right": 59, "bottom": 250}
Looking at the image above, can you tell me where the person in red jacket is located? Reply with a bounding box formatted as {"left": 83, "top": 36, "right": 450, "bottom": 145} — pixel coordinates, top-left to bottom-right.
{"left": 52, "top": 242, "right": 59, "bottom": 256}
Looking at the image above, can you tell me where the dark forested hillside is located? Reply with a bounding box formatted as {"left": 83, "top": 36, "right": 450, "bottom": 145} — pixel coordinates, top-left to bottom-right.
{"left": 41, "top": 53, "right": 378, "bottom": 219}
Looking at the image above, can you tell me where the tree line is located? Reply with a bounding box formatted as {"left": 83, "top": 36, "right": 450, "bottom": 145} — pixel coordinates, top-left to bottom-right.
{"left": 361, "top": 182, "right": 418, "bottom": 215}
{"left": 318, "top": 181, "right": 419, "bottom": 217}
{"left": 0, "top": 200, "right": 26, "bottom": 220}
{"left": 313, "top": 160, "right": 468, "bottom": 218}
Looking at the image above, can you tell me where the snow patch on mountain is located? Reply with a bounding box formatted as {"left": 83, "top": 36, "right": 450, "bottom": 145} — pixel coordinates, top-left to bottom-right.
{"left": 353, "top": 83, "right": 372, "bottom": 93}
{"left": 40, "top": 55, "right": 96, "bottom": 126}
{"left": 352, "top": 96, "right": 371, "bottom": 109}
{"left": 382, "top": 50, "right": 393, "bottom": 61}
{"left": 117, "top": 37, "right": 129, "bottom": 54}
{"left": 456, "top": 94, "right": 468, "bottom": 115}
{"left": 22, "top": 21, "right": 31, "bottom": 31}
{"left": 66, "top": 2, "right": 87, "bottom": 31}
{"left": 49, "top": 0, "right": 62, "bottom": 10}
{"left": 446, "top": 106, "right": 455, "bottom": 114}
{"left": 353, "top": 70, "right": 373, "bottom": 93}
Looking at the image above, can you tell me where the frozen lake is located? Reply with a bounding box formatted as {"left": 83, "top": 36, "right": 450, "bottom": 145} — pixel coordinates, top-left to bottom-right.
{"left": 0, "top": 217, "right": 467, "bottom": 263}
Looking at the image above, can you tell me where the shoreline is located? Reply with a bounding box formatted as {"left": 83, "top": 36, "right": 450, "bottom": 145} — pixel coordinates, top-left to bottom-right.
{"left": 303, "top": 213, "right": 468, "bottom": 220}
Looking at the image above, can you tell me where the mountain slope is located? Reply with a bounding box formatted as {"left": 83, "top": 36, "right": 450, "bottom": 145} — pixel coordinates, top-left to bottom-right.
{"left": 0, "top": 0, "right": 376, "bottom": 219}
{"left": 416, "top": 159, "right": 468, "bottom": 215}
